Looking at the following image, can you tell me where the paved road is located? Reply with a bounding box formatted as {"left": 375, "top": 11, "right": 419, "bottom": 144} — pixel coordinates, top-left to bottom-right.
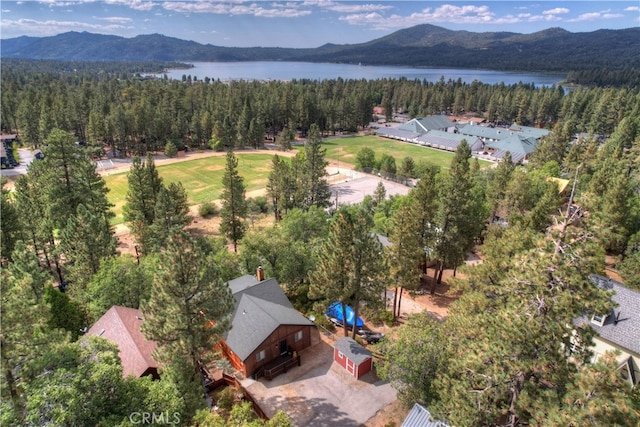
{"left": 1, "top": 148, "right": 32, "bottom": 177}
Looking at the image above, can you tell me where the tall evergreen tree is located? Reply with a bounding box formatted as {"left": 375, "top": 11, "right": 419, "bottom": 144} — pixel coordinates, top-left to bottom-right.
{"left": 147, "top": 181, "right": 192, "bottom": 252}
{"left": 432, "top": 140, "right": 480, "bottom": 283}
{"left": 219, "top": 150, "right": 248, "bottom": 252}
{"left": 0, "top": 177, "right": 21, "bottom": 264}
{"left": 301, "top": 124, "right": 331, "bottom": 210}
{"left": 309, "top": 207, "right": 388, "bottom": 338}
{"left": 57, "top": 203, "right": 117, "bottom": 288}
{"left": 386, "top": 199, "right": 423, "bottom": 317}
{"left": 141, "top": 230, "right": 234, "bottom": 370}
{"left": 123, "top": 154, "right": 164, "bottom": 254}
{"left": 485, "top": 151, "right": 515, "bottom": 223}
{"left": 380, "top": 220, "right": 622, "bottom": 426}
{"left": 266, "top": 154, "right": 293, "bottom": 222}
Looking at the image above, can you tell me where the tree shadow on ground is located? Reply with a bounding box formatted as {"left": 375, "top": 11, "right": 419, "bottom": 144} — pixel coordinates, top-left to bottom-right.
{"left": 262, "top": 394, "right": 360, "bottom": 427}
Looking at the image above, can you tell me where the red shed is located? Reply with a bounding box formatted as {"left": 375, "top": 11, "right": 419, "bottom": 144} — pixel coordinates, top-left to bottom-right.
{"left": 333, "top": 337, "right": 373, "bottom": 379}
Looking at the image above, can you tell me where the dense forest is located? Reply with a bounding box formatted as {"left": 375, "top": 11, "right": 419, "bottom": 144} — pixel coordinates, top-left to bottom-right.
{"left": 1, "top": 60, "right": 639, "bottom": 425}
{"left": 1, "top": 59, "right": 636, "bottom": 156}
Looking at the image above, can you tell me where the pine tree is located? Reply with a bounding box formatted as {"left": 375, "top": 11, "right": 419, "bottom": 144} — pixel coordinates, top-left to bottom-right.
{"left": 386, "top": 199, "right": 423, "bottom": 317}
{"left": 310, "top": 206, "right": 388, "bottom": 338}
{"left": 384, "top": 221, "right": 617, "bottom": 426}
{"left": 485, "top": 151, "right": 515, "bottom": 223}
{"left": 1, "top": 261, "right": 63, "bottom": 420}
{"left": 147, "top": 181, "right": 192, "bottom": 251}
{"left": 1, "top": 177, "right": 21, "bottom": 264}
{"left": 373, "top": 181, "right": 387, "bottom": 207}
{"left": 266, "top": 154, "right": 293, "bottom": 222}
{"left": 57, "top": 204, "right": 117, "bottom": 288}
{"left": 410, "top": 167, "right": 441, "bottom": 293}
{"left": 432, "top": 140, "right": 479, "bottom": 283}
{"left": 301, "top": 124, "right": 331, "bottom": 210}
{"left": 219, "top": 150, "right": 248, "bottom": 252}
{"left": 123, "top": 155, "right": 164, "bottom": 254}
{"left": 141, "top": 230, "right": 234, "bottom": 369}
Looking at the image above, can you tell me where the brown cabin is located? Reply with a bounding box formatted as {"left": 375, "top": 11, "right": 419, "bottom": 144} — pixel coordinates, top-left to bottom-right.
{"left": 220, "top": 270, "right": 317, "bottom": 379}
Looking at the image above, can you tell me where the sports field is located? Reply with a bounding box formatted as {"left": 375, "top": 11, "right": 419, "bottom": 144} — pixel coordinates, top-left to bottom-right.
{"left": 322, "top": 135, "right": 491, "bottom": 170}
{"left": 104, "top": 135, "right": 488, "bottom": 224}
{"left": 104, "top": 153, "right": 275, "bottom": 224}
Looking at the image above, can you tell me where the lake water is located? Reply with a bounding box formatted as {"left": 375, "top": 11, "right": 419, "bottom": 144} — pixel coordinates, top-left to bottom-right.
{"left": 161, "top": 61, "right": 564, "bottom": 87}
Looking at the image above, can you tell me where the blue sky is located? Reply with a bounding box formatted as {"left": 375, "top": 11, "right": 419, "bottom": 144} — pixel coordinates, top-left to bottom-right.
{"left": 1, "top": 1, "right": 639, "bottom": 48}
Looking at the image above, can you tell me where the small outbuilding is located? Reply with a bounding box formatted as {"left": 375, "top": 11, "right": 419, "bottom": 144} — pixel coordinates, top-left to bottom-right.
{"left": 333, "top": 337, "right": 373, "bottom": 379}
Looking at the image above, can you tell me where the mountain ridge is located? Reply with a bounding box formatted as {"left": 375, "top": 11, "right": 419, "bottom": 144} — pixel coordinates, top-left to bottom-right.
{"left": 2, "top": 25, "right": 639, "bottom": 72}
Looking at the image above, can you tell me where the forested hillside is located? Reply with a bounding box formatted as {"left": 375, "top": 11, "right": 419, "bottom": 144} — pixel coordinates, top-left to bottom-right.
{"left": 1, "top": 60, "right": 639, "bottom": 425}
{"left": 2, "top": 25, "right": 639, "bottom": 86}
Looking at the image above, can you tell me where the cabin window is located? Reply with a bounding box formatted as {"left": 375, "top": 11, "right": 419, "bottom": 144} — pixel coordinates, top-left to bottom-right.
{"left": 294, "top": 330, "right": 303, "bottom": 342}
{"left": 591, "top": 314, "right": 607, "bottom": 327}
{"left": 617, "top": 357, "right": 636, "bottom": 387}
{"left": 256, "top": 350, "right": 266, "bottom": 362}
{"left": 338, "top": 351, "right": 344, "bottom": 359}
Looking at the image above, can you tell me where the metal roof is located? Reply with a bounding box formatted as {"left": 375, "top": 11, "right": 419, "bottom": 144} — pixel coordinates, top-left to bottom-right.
{"left": 416, "top": 130, "right": 483, "bottom": 151}
{"left": 485, "top": 134, "right": 538, "bottom": 155}
{"left": 509, "top": 124, "right": 550, "bottom": 139}
{"left": 401, "top": 403, "right": 449, "bottom": 427}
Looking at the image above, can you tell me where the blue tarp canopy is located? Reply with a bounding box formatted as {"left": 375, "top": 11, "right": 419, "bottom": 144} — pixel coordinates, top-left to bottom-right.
{"left": 325, "top": 302, "right": 364, "bottom": 328}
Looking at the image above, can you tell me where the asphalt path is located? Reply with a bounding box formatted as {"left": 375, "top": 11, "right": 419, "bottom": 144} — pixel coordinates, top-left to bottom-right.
{"left": 1, "top": 148, "right": 32, "bottom": 177}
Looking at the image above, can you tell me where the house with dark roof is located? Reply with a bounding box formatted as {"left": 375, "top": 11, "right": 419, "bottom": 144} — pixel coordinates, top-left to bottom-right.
{"left": 219, "top": 271, "right": 317, "bottom": 379}
{"left": 85, "top": 306, "right": 159, "bottom": 379}
{"left": 574, "top": 275, "right": 640, "bottom": 387}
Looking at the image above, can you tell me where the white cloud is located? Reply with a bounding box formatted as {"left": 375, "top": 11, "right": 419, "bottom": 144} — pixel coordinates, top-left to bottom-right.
{"left": 569, "top": 11, "right": 624, "bottom": 22}
{"left": 162, "top": 1, "right": 310, "bottom": 18}
{"left": 95, "top": 16, "right": 133, "bottom": 24}
{"left": 39, "top": 0, "right": 96, "bottom": 6}
{"left": 324, "top": 3, "right": 392, "bottom": 13}
{"left": 339, "top": 4, "right": 507, "bottom": 29}
{"left": 542, "top": 8, "right": 569, "bottom": 16}
{"left": 1, "top": 17, "right": 130, "bottom": 35}
{"left": 104, "top": 0, "right": 156, "bottom": 11}
{"left": 624, "top": 6, "right": 639, "bottom": 12}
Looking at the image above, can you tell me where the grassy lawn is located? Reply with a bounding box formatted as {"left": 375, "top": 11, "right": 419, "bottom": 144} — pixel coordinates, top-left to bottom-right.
{"left": 322, "top": 135, "right": 491, "bottom": 169}
{"left": 104, "top": 136, "right": 490, "bottom": 225}
{"left": 104, "top": 153, "right": 274, "bottom": 225}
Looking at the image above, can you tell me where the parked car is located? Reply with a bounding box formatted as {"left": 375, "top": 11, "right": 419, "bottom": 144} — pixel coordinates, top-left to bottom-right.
{"left": 357, "top": 329, "right": 385, "bottom": 344}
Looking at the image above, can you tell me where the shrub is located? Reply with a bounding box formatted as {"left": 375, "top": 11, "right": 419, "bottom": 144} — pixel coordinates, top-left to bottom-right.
{"left": 164, "top": 141, "right": 178, "bottom": 157}
{"left": 198, "top": 201, "right": 218, "bottom": 217}
{"left": 247, "top": 196, "right": 269, "bottom": 214}
{"left": 216, "top": 386, "right": 237, "bottom": 412}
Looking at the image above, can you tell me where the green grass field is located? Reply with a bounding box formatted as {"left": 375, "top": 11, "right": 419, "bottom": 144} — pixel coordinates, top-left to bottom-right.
{"left": 104, "top": 153, "right": 274, "bottom": 224}
{"left": 104, "top": 135, "right": 491, "bottom": 225}
{"left": 322, "top": 135, "right": 491, "bottom": 170}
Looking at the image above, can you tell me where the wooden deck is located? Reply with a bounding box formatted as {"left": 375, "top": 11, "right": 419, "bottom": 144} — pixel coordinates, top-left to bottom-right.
{"left": 256, "top": 353, "right": 301, "bottom": 381}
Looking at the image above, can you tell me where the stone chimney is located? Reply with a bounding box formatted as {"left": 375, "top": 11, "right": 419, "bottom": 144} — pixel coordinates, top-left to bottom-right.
{"left": 256, "top": 266, "right": 265, "bottom": 282}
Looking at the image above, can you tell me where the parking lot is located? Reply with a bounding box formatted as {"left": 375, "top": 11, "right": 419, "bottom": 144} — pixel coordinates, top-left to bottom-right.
{"left": 326, "top": 167, "right": 411, "bottom": 207}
